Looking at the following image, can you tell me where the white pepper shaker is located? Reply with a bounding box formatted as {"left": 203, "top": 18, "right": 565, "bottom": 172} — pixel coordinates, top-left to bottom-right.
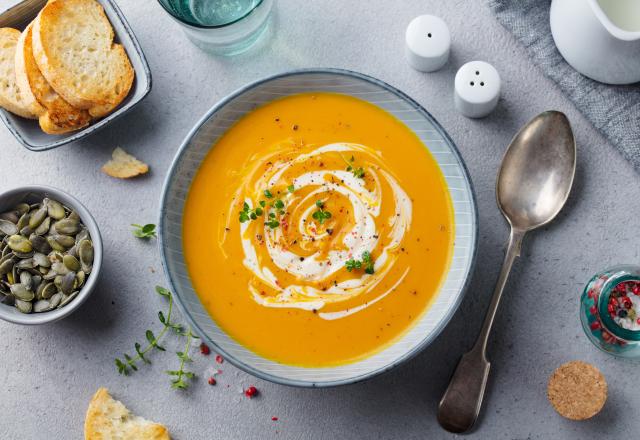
{"left": 405, "top": 15, "right": 451, "bottom": 72}
{"left": 454, "top": 61, "right": 501, "bottom": 118}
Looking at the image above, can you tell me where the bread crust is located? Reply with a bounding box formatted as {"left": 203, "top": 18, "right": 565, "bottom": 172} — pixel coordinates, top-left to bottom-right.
{"left": 84, "top": 388, "right": 170, "bottom": 440}
{"left": 0, "top": 27, "right": 38, "bottom": 119}
{"left": 32, "top": 0, "right": 134, "bottom": 118}
{"left": 15, "top": 22, "right": 91, "bottom": 134}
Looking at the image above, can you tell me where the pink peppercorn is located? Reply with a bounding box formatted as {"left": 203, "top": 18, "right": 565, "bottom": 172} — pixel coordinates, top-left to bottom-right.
{"left": 245, "top": 386, "right": 258, "bottom": 398}
{"left": 590, "top": 321, "right": 601, "bottom": 331}
{"left": 200, "top": 343, "right": 211, "bottom": 355}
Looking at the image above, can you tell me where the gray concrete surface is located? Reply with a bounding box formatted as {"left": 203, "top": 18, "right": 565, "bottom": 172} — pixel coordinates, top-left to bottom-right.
{"left": 1, "top": 0, "right": 639, "bottom": 438}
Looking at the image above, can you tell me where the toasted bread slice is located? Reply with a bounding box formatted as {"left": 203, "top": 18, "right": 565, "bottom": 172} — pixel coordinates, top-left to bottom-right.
{"left": 32, "top": 0, "right": 134, "bottom": 118}
{"left": 0, "top": 28, "right": 37, "bottom": 118}
{"left": 15, "top": 23, "right": 91, "bottom": 134}
{"left": 102, "top": 147, "right": 149, "bottom": 179}
{"left": 84, "top": 388, "right": 170, "bottom": 440}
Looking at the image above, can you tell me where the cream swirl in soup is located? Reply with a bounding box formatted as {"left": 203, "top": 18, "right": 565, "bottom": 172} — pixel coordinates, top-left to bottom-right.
{"left": 223, "top": 142, "right": 412, "bottom": 320}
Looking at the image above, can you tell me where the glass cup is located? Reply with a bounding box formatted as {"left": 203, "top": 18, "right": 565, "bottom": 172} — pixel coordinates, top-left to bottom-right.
{"left": 157, "top": 0, "right": 274, "bottom": 55}
{"left": 580, "top": 265, "right": 640, "bottom": 358}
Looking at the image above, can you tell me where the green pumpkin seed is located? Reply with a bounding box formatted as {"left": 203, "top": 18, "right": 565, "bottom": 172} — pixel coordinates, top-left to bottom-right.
{"left": 15, "top": 299, "right": 32, "bottom": 313}
{"left": 16, "top": 212, "right": 29, "bottom": 230}
{"left": 53, "top": 219, "right": 80, "bottom": 235}
{"left": 48, "top": 251, "right": 63, "bottom": 263}
{"left": 63, "top": 255, "right": 80, "bottom": 272}
{"left": 7, "top": 235, "right": 32, "bottom": 253}
{"left": 13, "top": 250, "right": 34, "bottom": 259}
{"left": 10, "top": 284, "right": 34, "bottom": 301}
{"left": 49, "top": 292, "right": 63, "bottom": 308}
{"left": 15, "top": 258, "right": 35, "bottom": 269}
{"left": 75, "top": 229, "right": 89, "bottom": 245}
{"left": 0, "top": 219, "right": 18, "bottom": 235}
{"left": 78, "top": 240, "right": 94, "bottom": 266}
{"left": 33, "top": 299, "right": 51, "bottom": 313}
{"left": 45, "top": 199, "right": 66, "bottom": 220}
{"left": 30, "top": 235, "right": 51, "bottom": 254}
{"left": 28, "top": 205, "right": 47, "bottom": 229}
{"left": 33, "top": 253, "right": 50, "bottom": 268}
{"left": 40, "top": 282, "right": 56, "bottom": 299}
{"left": 51, "top": 262, "right": 70, "bottom": 276}
{"left": 31, "top": 275, "right": 42, "bottom": 290}
{"left": 75, "top": 270, "right": 85, "bottom": 288}
{"left": 60, "top": 272, "right": 76, "bottom": 294}
{"left": 34, "top": 217, "right": 50, "bottom": 236}
{"left": 42, "top": 270, "right": 56, "bottom": 281}
{"left": 52, "top": 234, "right": 75, "bottom": 248}
{"left": 0, "top": 256, "right": 15, "bottom": 275}
{"left": 15, "top": 203, "right": 29, "bottom": 216}
{"left": 46, "top": 236, "right": 66, "bottom": 252}
{"left": 68, "top": 211, "right": 80, "bottom": 222}
{"left": 59, "top": 291, "right": 78, "bottom": 308}
{"left": 19, "top": 271, "right": 32, "bottom": 290}
{"left": 0, "top": 211, "right": 19, "bottom": 223}
{"left": 54, "top": 275, "right": 63, "bottom": 290}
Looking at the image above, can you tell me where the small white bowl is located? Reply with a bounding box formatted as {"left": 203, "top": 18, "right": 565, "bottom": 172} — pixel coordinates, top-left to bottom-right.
{"left": 0, "top": 185, "right": 102, "bottom": 325}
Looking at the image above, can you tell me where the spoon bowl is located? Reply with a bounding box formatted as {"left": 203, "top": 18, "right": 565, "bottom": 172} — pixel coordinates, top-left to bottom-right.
{"left": 497, "top": 111, "right": 576, "bottom": 231}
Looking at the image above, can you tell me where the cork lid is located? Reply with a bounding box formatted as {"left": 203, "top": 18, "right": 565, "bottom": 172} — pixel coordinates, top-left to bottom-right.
{"left": 547, "top": 361, "right": 607, "bottom": 420}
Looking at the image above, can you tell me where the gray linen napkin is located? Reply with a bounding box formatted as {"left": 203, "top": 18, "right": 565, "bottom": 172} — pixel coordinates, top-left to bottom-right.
{"left": 488, "top": 0, "right": 640, "bottom": 171}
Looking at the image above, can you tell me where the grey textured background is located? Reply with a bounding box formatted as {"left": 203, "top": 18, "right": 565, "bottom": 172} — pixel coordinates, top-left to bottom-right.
{"left": 1, "top": 0, "right": 639, "bottom": 439}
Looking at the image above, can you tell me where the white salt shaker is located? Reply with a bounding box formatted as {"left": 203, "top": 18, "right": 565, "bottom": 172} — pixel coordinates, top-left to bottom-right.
{"left": 454, "top": 61, "right": 501, "bottom": 118}
{"left": 405, "top": 15, "right": 451, "bottom": 72}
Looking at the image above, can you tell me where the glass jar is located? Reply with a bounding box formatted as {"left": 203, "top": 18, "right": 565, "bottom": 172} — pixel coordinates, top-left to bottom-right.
{"left": 580, "top": 265, "right": 640, "bottom": 358}
{"left": 157, "top": 0, "right": 275, "bottom": 55}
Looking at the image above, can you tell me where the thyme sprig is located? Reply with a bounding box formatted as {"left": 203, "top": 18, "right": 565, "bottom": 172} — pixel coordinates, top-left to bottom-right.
{"left": 345, "top": 251, "right": 375, "bottom": 274}
{"left": 166, "top": 327, "right": 198, "bottom": 389}
{"left": 341, "top": 155, "right": 365, "bottom": 179}
{"left": 115, "top": 286, "right": 198, "bottom": 389}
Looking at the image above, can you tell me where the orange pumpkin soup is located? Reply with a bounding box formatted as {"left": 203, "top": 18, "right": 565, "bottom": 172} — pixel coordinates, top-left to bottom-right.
{"left": 183, "top": 93, "right": 454, "bottom": 367}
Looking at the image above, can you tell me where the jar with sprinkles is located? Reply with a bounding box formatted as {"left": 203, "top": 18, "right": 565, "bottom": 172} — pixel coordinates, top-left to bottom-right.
{"left": 580, "top": 265, "right": 640, "bottom": 358}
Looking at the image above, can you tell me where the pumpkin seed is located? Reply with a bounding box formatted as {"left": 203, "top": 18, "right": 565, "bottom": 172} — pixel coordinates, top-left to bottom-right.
{"left": 68, "top": 211, "right": 80, "bottom": 222}
{"left": 75, "top": 229, "right": 89, "bottom": 245}
{"left": 33, "top": 299, "right": 51, "bottom": 313}
{"left": 78, "top": 240, "right": 93, "bottom": 266}
{"left": 51, "top": 262, "right": 70, "bottom": 276}
{"left": 28, "top": 205, "right": 47, "bottom": 229}
{"left": 0, "top": 211, "right": 19, "bottom": 223}
{"left": 54, "top": 219, "right": 80, "bottom": 235}
{"left": 15, "top": 299, "right": 32, "bottom": 313}
{"left": 10, "top": 284, "right": 34, "bottom": 301}
{"left": 40, "top": 282, "right": 56, "bottom": 299}
{"left": 75, "top": 270, "right": 85, "bottom": 288}
{"left": 48, "top": 292, "right": 63, "bottom": 309}
{"left": 13, "top": 250, "right": 34, "bottom": 259}
{"left": 48, "top": 251, "right": 63, "bottom": 263}
{"left": 45, "top": 199, "right": 66, "bottom": 220}
{"left": 15, "top": 203, "right": 29, "bottom": 216}
{"left": 15, "top": 258, "right": 35, "bottom": 270}
{"left": 34, "top": 217, "right": 50, "bottom": 236}
{"left": 46, "top": 236, "right": 66, "bottom": 252}
{"left": 31, "top": 275, "right": 41, "bottom": 290}
{"left": 33, "top": 253, "right": 50, "bottom": 268}
{"left": 19, "top": 271, "right": 32, "bottom": 290}
{"left": 30, "top": 235, "right": 51, "bottom": 254}
{"left": 60, "top": 272, "right": 76, "bottom": 294}
{"left": 42, "top": 270, "right": 57, "bottom": 281}
{"left": 1, "top": 294, "right": 14, "bottom": 306}
{"left": 0, "top": 219, "right": 18, "bottom": 236}
{"left": 7, "top": 235, "right": 32, "bottom": 253}
{"left": 51, "top": 234, "right": 75, "bottom": 248}
{"left": 0, "top": 256, "right": 15, "bottom": 275}
{"left": 58, "top": 291, "right": 78, "bottom": 308}
{"left": 63, "top": 255, "right": 80, "bottom": 272}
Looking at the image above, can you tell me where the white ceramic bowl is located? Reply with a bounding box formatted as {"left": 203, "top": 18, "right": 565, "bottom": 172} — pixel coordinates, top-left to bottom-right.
{"left": 0, "top": 185, "right": 103, "bottom": 325}
{"left": 159, "top": 69, "right": 478, "bottom": 387}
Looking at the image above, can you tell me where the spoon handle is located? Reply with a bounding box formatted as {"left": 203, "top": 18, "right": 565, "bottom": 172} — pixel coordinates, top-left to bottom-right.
{"left": 437, "top": 228, "right": 525, "bottom": 433}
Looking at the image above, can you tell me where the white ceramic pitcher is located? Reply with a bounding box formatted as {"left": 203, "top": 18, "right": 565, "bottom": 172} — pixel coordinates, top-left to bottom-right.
{"left": 550, "top": 0, "right": 640, "bottom": 84}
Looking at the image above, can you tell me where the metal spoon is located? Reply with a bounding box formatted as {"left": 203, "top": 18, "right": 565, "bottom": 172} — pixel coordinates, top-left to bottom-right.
{"left": 437, "top": 111, "right": 576, "bottom": 433}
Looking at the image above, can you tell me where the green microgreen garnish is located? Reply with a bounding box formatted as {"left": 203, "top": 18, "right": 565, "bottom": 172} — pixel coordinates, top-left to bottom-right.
{"left": 131, "top": 223, "right": 156, "bottom": 239}
{"left": 239, "top": 202, "right": 264, "bottom": 223}
{"left": 274, "top": 199, "right": 284, "bottom": 209}
{"left": 266, "top": 219, "right": 280, "bottom": 229}
{"left": 312, "top": 200, "right": 332, "bottom": 225}
{"left": 264, "top": 189, "right": 273, "bottom": 198}
{"left": 345, "top": 251, "right": 375, "bottom": 274}
{"left": 115, "top": 286, "right": 198, "bottom": 390}
{"left": 343, "top": 155, "right": 365, "bottom": 179}
{"left": 287, "top": 184, "right": 295, "bottom": 193}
